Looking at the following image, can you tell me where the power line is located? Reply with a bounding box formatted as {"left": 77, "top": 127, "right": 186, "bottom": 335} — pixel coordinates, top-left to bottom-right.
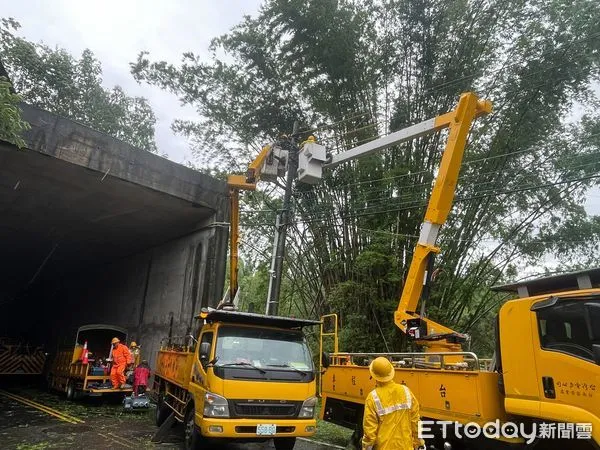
{"left": 297, "top": 110, "right": 375, "bottom": 134}
{"left": 288, "top": 157, "right": 600, "bottom": 218}
{"left": 320, "top": 47, "right": 599, "bottom": 170}
{"left": 353, "top": 227, "right": 600, "bottom": 246}
{"left": 285, "top": 172, "right": 600, "bottom": 225}
{"left": 291, "top": 131, "right": 600, "bottom": 197}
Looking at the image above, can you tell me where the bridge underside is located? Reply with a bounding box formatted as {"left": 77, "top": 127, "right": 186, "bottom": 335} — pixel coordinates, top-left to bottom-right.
{"left": 1, "top": 145, "right": 214, "bottom": 299}
{"left": 0, "top": 104, "right": 228, "bottom": 367}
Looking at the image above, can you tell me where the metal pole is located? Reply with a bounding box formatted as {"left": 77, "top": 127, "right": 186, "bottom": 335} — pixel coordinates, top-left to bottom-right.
{"left": 229, "top": 188, "right": 240, "bottom": 304}
{"left": 265, "top": 214, "right": 280, "bottom": 312}
{"left": 265, "top": 125, "right": 299, "bottom": 316}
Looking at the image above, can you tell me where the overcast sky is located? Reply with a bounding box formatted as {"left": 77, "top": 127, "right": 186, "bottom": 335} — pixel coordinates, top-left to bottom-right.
{"left": 0, "top": 0, "right": 262, "bottom": 164}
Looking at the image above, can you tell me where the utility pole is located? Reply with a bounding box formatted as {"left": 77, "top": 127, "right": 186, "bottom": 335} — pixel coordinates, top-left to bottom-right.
{"left": 265, "top": 125, "right": 299, "bottom": 316}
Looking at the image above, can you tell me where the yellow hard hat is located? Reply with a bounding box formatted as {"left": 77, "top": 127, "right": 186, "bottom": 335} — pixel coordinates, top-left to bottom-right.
{"left": 111, "top": 337, "right": 120, "bottom": 344}
{"left": 130, "top": 341, "right": 137, "bottom": 347}
{"left": 369, "top": 357, "right": 394, "bottom": 382}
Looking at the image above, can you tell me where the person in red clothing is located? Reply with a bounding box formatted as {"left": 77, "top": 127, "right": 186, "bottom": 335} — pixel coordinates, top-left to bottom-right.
{"left": 133, "top": 360, "right": 151, "bottom": 395}
{"left": 110, "top": 337, "right": 132, "bottom": 389}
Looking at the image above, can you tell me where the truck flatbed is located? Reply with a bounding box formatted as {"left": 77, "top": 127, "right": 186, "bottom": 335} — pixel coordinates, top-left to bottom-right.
{"left": 200, "top": 309, "right": 321, "bottom": 328}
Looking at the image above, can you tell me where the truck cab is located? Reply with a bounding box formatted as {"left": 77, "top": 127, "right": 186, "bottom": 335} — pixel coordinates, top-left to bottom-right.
{"left": 495, "top": 269, "right": 600, "bottom": 447}
{"left": 153, "top": 308, "right": 320, "bottom": 450}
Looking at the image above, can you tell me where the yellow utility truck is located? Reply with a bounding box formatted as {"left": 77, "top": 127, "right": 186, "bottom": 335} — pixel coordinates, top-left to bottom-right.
{"left": 313, "top": 92, "right": 600, "bottom": 449}
{"left": 152, "top": 308, "right": 320, "bottom": 450}
{"left": 48, "top": 324, "right": 134, "bottom": 399}
{"left": 320, "top": 273, "right": 600, "bottom": 449}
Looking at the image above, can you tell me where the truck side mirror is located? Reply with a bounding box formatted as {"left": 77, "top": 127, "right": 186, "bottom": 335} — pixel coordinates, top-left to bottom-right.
{"left": 321, "top": 352, "right": 330, "bottom": 369}
{"left": 593, "top": 344, "right": 600, "bottom": 366}
{"left": 200, "top": 342, "right": 211, "bottom": 361}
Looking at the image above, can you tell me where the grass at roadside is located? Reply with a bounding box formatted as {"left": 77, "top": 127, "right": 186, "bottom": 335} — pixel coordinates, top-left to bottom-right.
{"left": 313, "top": 404, "right": 353, "bottom": 447}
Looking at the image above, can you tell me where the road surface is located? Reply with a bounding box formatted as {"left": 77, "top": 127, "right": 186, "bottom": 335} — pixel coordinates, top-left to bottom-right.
{"left": 0, "top": 385, "right": 342, "bottom": 449}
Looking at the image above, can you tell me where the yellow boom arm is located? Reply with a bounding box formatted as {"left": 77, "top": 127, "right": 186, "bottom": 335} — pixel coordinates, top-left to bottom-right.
{"left": 393, "top": 92, "right": 492, "bottom": 351}
{"left": 225, "top": 145, "right": 272, "bottom": 304}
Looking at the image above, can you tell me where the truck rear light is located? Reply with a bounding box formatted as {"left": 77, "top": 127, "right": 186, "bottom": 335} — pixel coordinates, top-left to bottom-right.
{"left": 204, "top": 392, "right": 230, "bottom": 418}
{"left": 298, "top": 396, "right": 317, "bottom": 418}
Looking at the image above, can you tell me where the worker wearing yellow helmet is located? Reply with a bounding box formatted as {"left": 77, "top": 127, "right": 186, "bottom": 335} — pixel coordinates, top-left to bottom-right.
{"left": 109, "top": 337, "right": 132, "bottom": 389}
{"left": 362, "top": 357, "right": 424, "bottom": 450}
{"left": 129, "top": 341, "right": 141, "bottom": 366}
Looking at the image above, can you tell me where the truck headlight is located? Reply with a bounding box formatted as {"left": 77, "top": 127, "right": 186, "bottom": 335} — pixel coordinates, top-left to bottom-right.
{"left": 203, "top": 392, "right": 230, "bottom": 418}
{"left": 298, "top": 396, "right": 317, "bottom": 418}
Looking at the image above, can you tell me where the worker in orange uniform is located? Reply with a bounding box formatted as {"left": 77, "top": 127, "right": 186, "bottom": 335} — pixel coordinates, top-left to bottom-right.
{"left": 362, "top": 357, "right": 425, "bottom": 450}
{"left": 109, "top": 337, "right": 132, "bottom": 389}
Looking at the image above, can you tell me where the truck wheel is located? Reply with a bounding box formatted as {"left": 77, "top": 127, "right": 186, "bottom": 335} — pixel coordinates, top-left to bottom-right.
{"left": 66, "top": 382, "right": 75, "bottom": 401}
{"left": 274, "top": 437, "right": 296, "bottom": 450}
{"left": 155, "top": 394, "right": 170, "bottom": 427}
{"left": 184, "top": 405, "right": 202, "bottom": 450}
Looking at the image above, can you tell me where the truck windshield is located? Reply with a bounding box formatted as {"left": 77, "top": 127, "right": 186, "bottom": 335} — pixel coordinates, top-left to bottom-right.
{"left": 536, "top": 297, "right": 600, "bottom": 363}
{"left": 214, "top": 326, "right": 313, "bottom": 373}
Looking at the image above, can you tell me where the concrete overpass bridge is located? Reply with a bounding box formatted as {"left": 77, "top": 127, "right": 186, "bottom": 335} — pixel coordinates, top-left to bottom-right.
{"left": 0, "top": 103, "right": 229, "bottom": 367}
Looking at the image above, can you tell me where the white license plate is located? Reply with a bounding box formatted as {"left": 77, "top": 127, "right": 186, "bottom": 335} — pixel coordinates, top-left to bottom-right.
{"left": 256, "top": 424, "right": 277, "bottom": 435}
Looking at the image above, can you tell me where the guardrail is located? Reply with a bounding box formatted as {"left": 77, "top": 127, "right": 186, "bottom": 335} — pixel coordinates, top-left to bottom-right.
{"left": 327, "top": 351, "right": 481, "bottom": 372}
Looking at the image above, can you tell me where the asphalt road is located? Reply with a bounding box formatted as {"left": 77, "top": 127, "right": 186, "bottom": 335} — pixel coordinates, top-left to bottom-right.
{"left": 0, "top": 384, "right": 341, "bottom": 450}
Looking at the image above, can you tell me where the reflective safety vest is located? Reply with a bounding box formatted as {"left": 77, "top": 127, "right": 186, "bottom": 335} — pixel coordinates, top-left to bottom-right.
{"left": 362, "top": 381, "right": 424, "bottom": 450}
{"left": 372, "top": 384, "right": 412, "bottom": 416}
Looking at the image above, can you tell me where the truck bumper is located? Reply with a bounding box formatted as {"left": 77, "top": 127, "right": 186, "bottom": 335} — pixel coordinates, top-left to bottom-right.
{"left": 199, "top": 417, "right": 317, "bottom": 439}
